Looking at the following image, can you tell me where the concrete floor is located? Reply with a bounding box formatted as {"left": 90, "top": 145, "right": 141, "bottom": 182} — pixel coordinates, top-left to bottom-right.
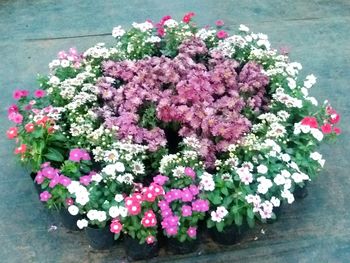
{"left": 0, "top": 0, "right": 349, "bottom": 262}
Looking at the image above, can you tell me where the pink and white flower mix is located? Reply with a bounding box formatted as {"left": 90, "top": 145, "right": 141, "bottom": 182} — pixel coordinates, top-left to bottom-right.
{"left": 6, "top": 13, "right": 341, "bottom": 244}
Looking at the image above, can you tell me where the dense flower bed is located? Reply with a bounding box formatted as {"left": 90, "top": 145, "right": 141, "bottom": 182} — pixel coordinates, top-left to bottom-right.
{"left": 7, "top": 13, "right": 340, "bottom": 250}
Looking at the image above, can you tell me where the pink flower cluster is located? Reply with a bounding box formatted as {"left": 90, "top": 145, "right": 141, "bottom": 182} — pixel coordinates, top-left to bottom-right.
{"left": 157, "top": 175, "right": 208, "bottom": 238}
{"left": 57, "top": 47, "right": 82, "bottom": 68}
{"left": 69, "top": 148, "right": 91, "bottom": 162}
{"left": 99, "top": 38, "right": 269, "bottom": 166}
{"left": 35, "top": 162, "right": 72, "bottom": 189}
{"left": 110, "top": 218, "right": 123, "bottom": 234}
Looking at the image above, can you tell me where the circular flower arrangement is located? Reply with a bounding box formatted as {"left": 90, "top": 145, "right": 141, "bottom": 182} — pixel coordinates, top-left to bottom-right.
{"left": 6, "top": 13, "right": 341, "bottom": 256}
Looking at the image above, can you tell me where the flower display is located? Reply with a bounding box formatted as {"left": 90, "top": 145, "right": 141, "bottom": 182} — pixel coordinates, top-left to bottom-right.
{"left": 6, "top": 13, "right": 341, "bottom": 252}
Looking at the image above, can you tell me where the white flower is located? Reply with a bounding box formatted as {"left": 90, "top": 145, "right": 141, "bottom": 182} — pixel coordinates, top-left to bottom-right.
{"left": 270, "top": 197, "right": 280, "bottom": 207}
{"left": 48, "top": 76, "right": 60, "bottom": 85}
{"left": 114, "top": 162, "right": 125, "bottom": 173}
{"left": 132, "top": 21, "right": 153, "bottom": 32}
{"left": 77, "top": 219, "right": 88, "bottom": 229}
{"left": 291, "top": 173, "right": 304, "bottom": 183}
{"left": 172, "top": 166, "right": 185, "bottom": 178}
{"left": 287, "top": 77, "right": 296, "bottom": 89}
{"left": 109, "top": 206, "right": 127, "bottom": 218}
{"left": 96, "top": 211, "right": 107, "bottom": 222}
{"left": 257, "top": 164, "right": 268, "bottom": 174}
{"left": 199, "top": 172, "right": 215, "bottom": 191}
{"left": 91, "top": 173, "right": 103, "bottom": 183}
{"left": 281, "top": 153, "right": 291, "bottom": 162}
{"left": 67, "top": 181, "right": 80, "bottom": 194}
{"left": 210, "top": 211, "right": 222, "bottom": 222}
{"left": 104, "top": 150, "right": 119, "bottom": 163}
{"left": 68, "top": 205, "right": 79, "bottom": 216}
{"left": 216, "top": 206, "right": 228, "bottom": 218}
{"left": 257, "top": 177, "right": 273, "bottom": 194}
{"left": 112, "top": 26, "right": 125, "bottom": 38}
{"left": 114, "top": 194, "right": 124, "bottom": 202}
{"left": 310, "top": 128, "right": 324, "bottom": 141}
{"left": 145, "top": 36, "right": 161, "bottom": 43}
{"left": 163, "top": 19, "right": 178, "bottom": 28}
{"left": 132, "top": 161, "right": 145, "bottom": 175}
{"left": 87, "top": 210, "right": 98, "bottom": 220}
{"left": 239, "top": 24, "right": 249, "bottom": 32}
{"left": 306, "top": 97, "right": 318, "bottom": 106}
{"left": 236, "top": 167, "right": 253, "bottom": 185}
{"left": 103, "top": 164, "right": 116, "bottom": 176}
{"left": 274, "top": 174, "right": 286, "bottom": 185}
{"left": 310, "top": 152, "right": 326, "bottom": 167}
{"left": 281, "top": 189, "right": 294, "bottom": 204}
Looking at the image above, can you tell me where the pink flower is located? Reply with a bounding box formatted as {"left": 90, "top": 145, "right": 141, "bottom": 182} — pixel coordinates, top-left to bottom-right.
{"left": 192, "top": 199, "right": 209, "bottom": 212}
{"left": 10, "top": 113, "right": 23, "bottom": 124}
{"left": 217, "top": 30, "right": 228, "bottom": 39}
{"left": 7, "top": 104, "right": 18, "bottom": 114}
{"left": 25, "top": 123, "right": 35, "bottom": 133}
{"left": 13, "top": 90, "right": 23, "bottom": 100}
{"left": 66, "top": 198, "right": 74, "bottom": 206}
{"left": 14, "top": 144, "right": 26, "bottom": 154}
{"left": 34, "top": 89, "right": 46, "bottom": 98}
{"left": 158, "top": 200, "right": 170, "bottom": 211}
{"left": 40, "top": 162, "right": 51, "bottom": 168}
{"left": 153, "top": 174, "right": 169, "bottom": 185}
{"left": 143, "top": 187, "right": 156, "bottom": 202}
{"left": 157, "top": 27, "right": 165, "bottom": 37}
{"left": 181, "top": 188, "right": 193, "bottom": 202}
{"left": 21, "top": 90, "right": 29, "bottom": 97}
{"left": 58, "top": 51, "right": 67, "bottom": 59}
{"left": 34, "top": 172, "right": 45, "bottom": 184}
{"left": 184, "top": 167, "right": 196, "bottom": 179}
{"left": 187, "top": 227, "right": 197, "bottom": 238}
{"left": 49, "top": 175, "right": 60, "bottom": 188}
{"left": 6, "top": 127, "right": 18, "bottom": 139}
{"left": 181, "top": 205, "right": 192, "bottom": 217}
{"left": 334, "top": 127, "right": 341, "bottom": 135}
{"left": 183, "top": 12, "right": 195, "bottom": 23}
{"left": 141, "top": 210, "right": 157, "bottom": 227}
{"left": 189, "top": 185, "right": 199, "bottom": 196}
{"left": 165, "top": 226, "right": 178, "bottom": 236}
{"left": 81, "top": 150, "right": 91, "bottom": 161}
{"left": 59, "top": 175, "right": 71, "bottom": 187}
{"left": 80, "top": 175, "right": 92, "bottom": 186}
{"left": 110, "top": 219, "right": 123, "bottom": 234}
{"left": 301, "top": 117, "right": 318, "bottom": 129}
{"left": 40, "top": 191, "right": 52, "bottom": 202}
{"left": 69, "top": 148, "right": 83, "bottom": 162}
{"left": 215, "top": 20, "right": 224, "bottom": 27}
{"left": 321, "top": 123, "right": 332, "bottom": 134}
{"left": 146, "top": 235, "right": 156, "bottom": 244}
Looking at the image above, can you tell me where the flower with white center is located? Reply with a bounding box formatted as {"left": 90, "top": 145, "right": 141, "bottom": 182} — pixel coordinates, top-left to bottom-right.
{"left": 172, "top": 166, "right": 185, "bottom": 178}
{"left": 114, "top": 194, "right": 124, "bottom": 202}
{"left": 270, "top": 197, "right": 280, "bottom": 207}
{"left": 77, "top": 219, "right": 88, "bottom": 229}
{"left": 103, "top": 164, "right": 117, "bottom": 176}
{"left": 112, "top": 26, "right": 125, "bottom": 38}
{"left": 68, "top": 205, "right": 79, "bottom": 216}
{"left": 257, "top": 164, "right": 268, "bottom": 174}
{"left": 239, "top": 24, "right": 249, "bottom": 32}
{"left": 104, "top": 150, "right": 119, "bottom": 163}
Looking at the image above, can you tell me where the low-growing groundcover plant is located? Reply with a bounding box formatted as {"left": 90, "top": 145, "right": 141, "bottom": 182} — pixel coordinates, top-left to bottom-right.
{"left": 6, "top": 12, "right": 341, "bottom": 250}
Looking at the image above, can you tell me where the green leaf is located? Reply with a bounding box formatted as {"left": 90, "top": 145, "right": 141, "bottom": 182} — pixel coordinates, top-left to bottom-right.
{"left": 216, "top": 221, "right": 225, "bottom": 232}
{"left": 246, "top": 216, "right": 255, "bottom": 228}
{"left": 221, "top": 187, "right": 229, "bottom": 196}
{"left": 247, "top": 208, "right": 254, "bottom": 219}
{"left": 234, "top": 213, "right": 243, "bottom": 226}
{"left": 44, "top": 148, "right": 64, "bottom": 162}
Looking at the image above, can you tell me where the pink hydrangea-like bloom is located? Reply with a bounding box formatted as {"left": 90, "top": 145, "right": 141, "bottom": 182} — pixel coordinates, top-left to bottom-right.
{"left": 187, "top": 226, "right": 197, "bottom": 238}
{"left": 40, "top": 191, "right": 52, "bottom": 202}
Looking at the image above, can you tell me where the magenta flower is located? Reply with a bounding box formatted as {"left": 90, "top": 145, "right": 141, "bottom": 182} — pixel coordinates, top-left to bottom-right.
{"left": 181, "top": 205, "right": 192, "bottom": 217}
{"left": 13, "top": 90, "right": 23, "bottom": 100}
{"left": 69, "top": 148, "right": 83, "bottom": 162}
{"left": 216, "top": 30, "right": 228, "bottom": 39}
{"left": 59, "top": 175, "right": 71, "bottom": 187}
{"left": 40, "top": 191, "right": 52, "bottom": 202}
{"left": 34, "top": 172, "right": 45, "bottom": 184}
{"left": 40, "top": 162, "right": 51, "bottom": 168}
{"left": 184, "top": 167, "right": 196, "bottom": 179}
{"left": 187, "top": 227, "right": 197, "bottom": 238}
{"left": 34, "top": 89, "right": 46, "bottom": 98}
{"left": 9, "top": 113, "right": 23, "bottom": 124}
{"left": 7, "top": 104, "right": 18, "bottom": 114}
{"left": 66, "top": 198, "right": 74, "bottom": 206}
{"left": 41, "top": 167, "right": 57, "bottom": 179}
{"left": 192, "top": 199, "right": 209, "bottom": 212}
{"left": 49, "top": 175, "right": 60, "bottom": 188}
{"left": 189, "top": 185, "right": 199, "bottom": 196}
{"left": 153, "top": 174, "right": 169, "bottom": 185}
{"left": 165, "top": 226, "right": 178, "bottom": 236}
{"left": 81, "top": 150, "right": 91, "bottom": 161}
{"left": 215, "top": 19, "right": 224, "bottom": 27}
{"left": 57, "top": 50, "right": 67, "bottom": 59}
{"left": 79, "top": 175, "right": 92, "bottom": 186}
{"left": 181, "top": 188, "right": 193, "bottom": 202}
{"left": 158, "top": 200, "right": 170, "bottom": 211}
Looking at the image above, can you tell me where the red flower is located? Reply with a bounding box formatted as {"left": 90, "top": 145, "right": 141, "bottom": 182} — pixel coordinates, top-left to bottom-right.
{"left": 330, "top": 112, "right": 340, "bottom": 124}
{"left": 14, "top": 144, "right": 27, "bottom": 154}
{"left": 183, "top": 12, "right": 195, "bottom": 23}
{"left": 333, "top": 127, "right": 341, "bottom": 135}
{"left": 25, "top": 123, "right": 35, "bottom": 133}
{"left": 141, "top": 210, "right": 157, "bottom": 227}
{"left": 6, "top": 127, "right": 18, "bottom": 139}
{"left": 217, "top": 30, "right": 228, "bottom": 39}
{"left": 34, "top": 89, "right": 46, "bottom": 98}
{"left": 301, "top": 116, "right": 318, "bottom": 128}
{"left": 321, "top": 123, "right": 332, "bottom": 134}
{"left": 160, "top": 15, "right": 171, "bottom": 25}
{"left": 157, "top": 27, "right": 165, "bottom": 37}
{"left": 142, "top": 188, "right": 156, "bottom": 202}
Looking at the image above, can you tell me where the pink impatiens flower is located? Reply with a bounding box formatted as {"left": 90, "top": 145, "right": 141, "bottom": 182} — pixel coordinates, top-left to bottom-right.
{"left": 187, "top": 226, "right": 197, "bottom": 238}
{"left": 34, "top": 89, "right": 46, "bottom": 98}
{"left": 40, "top": 191, "right": 52, "bottom": 202}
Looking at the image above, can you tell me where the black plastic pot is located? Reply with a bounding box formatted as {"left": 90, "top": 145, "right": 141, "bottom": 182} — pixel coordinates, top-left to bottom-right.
{"left": 294, "top": 183, "right": 308, "bottom": 199}
{"left": 167, "top": 238, "right": 199, "bottom": 255}
{"left": 266, "top": 206, "right": 282, "bottom": 224}
{"left": 59, "top": 208, "right": 83, "bottom": 231}
{"left": 210, "top": 224, "right": 246, "bottom": 245}
{"left": 85, "top": 225, "right": 115, "bottom": 250}
{"left": 30, "top": 172, "right": 42, "bottom": 195}
{"left": 124, "top": 236, "right": 159, "bottom": 261}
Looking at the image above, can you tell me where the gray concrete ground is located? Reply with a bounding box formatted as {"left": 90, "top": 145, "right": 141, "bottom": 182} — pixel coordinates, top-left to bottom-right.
{"left": 0, "top": 0, "right": 349, "bottom": 262}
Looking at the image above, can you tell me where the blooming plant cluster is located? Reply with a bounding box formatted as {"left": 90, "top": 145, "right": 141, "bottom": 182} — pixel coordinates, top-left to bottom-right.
{"left": 6, "top": 12, "right": 341, "bottom": 246}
